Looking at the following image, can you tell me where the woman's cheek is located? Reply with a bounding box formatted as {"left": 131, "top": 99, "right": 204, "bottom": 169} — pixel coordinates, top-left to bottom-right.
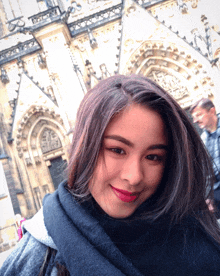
{"left": 105, "top": 156, "right": 123, "bottom": 176}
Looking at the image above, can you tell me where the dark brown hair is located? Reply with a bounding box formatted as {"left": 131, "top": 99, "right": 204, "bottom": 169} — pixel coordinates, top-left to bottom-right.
{"left": 67, "top": 74, "right": 220, "bottom": 242}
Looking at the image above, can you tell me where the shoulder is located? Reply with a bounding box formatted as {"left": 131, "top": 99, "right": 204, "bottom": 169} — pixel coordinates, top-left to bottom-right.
{"left": 0, "top": 208, "right": 57, "bottom": 276}
{"left": 201, "top": 130, "right": 208, "bottom": 144}
{"left": 217, "top": 114, "right": 220, "bottom": 130}
{"left": 23, "top": 208, "right": 57, "bottom": 249}
{"left": 0, "top": 232, "right": 48, "bottom": 276}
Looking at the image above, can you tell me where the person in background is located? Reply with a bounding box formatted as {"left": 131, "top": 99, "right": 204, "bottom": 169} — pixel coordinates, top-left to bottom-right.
{"left": 15, "top": 214, "right": 26, "bottom": 241}
{"left": 190, "top": 98, "right": 220, "bottom": 216}
{"left": 1, "top": 75, "right": 220, "bottom": 276}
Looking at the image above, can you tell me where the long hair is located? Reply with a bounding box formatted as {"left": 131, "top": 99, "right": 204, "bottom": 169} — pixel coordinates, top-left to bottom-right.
{"left": 67, "top": 74, "right": 220, "bottom": 242}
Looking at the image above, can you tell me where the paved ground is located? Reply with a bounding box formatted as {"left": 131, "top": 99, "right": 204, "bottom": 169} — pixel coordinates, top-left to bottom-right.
{"left": 0, "top": 247, "right": 15, "bottom": 268}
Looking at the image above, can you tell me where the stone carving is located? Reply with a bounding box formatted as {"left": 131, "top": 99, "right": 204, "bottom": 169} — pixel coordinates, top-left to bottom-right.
{"left": 46, "top": 86, "right": 56, "bottom": 101}
{"left": 40, "top": 128, "right": 62, "bottom": 153}
{"left": 25, "top": 157, "right": 32, "bottom": 166}
{"left": 147, "top": 70, "right": 189, "bottom": 100}
{"left": 1, "top": 68, "right": 10, "bottom": 84}
{"left": 177, "top": 0, "right": 188, "bottom": 14}
{"left": 7, "top": 16, "right": 25, "bottom": 32}
{"left": 37, "top": 53, "right": 47, "bottom": 69}
{"left": 31, "top": 144, "right": 37, "bottom": 149}
{"left": 191, "top": 0, "right": 198, "bottom": 8}
{"left": 34, "top": 156, "right": 41, "bottom": 164}
{"left": 100, "top": 64, "right": 111, "bottom": 79}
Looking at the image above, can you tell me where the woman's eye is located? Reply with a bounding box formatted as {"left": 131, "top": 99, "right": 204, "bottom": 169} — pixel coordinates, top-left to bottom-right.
{"left": 146, "top": 155, "right": 161, "bottom": 161}
{"left": 109, "top": 148, "right": 125, "bottom": 155}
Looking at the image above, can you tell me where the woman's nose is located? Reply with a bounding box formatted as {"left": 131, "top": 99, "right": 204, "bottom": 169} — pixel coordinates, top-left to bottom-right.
{"left": 120, "top": 157, "right": 144, "bottom": 185}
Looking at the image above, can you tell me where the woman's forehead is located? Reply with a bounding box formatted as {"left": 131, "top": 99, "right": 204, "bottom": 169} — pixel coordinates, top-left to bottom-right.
{"left": 104, "top": 104, "right": 168, "bottom": 146}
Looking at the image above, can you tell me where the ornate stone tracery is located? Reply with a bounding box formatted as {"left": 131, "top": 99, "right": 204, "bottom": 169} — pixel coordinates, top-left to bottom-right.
{"left": 40, "top": 128, "right": 62, "bottom": 153}
{"left": 123, "top": 40, "right": 216, "bottom": 109}
{"left": 147, "top": 70, "right": 189, "bottom": 100}
{"left": 14, "top": 105, "right": 65, "bottom": 163}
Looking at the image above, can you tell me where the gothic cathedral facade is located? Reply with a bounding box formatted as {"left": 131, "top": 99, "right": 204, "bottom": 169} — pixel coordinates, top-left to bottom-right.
{"left": 0, "top": 0, "right": 220, "bottom": 248}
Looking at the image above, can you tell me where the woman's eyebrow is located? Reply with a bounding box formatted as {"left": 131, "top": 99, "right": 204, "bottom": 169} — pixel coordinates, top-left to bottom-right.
{"left": 148, "top": 144, "right": 168, "bottom": 151}
{"left": 104, "top": 135, "right": 134, "bottom": 147}
{"left": 104, "top": 135, "right": 168, "bottom": 151}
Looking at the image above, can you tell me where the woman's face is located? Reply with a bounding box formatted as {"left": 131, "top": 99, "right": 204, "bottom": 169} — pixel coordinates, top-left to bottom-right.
{"left": 89, "top": 104, "right": 168, "bottom": 219}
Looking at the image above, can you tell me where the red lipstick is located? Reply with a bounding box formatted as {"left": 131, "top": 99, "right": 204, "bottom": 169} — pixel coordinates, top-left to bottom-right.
{"left": 111, "top": 186, "right": 139, "bottom": 202}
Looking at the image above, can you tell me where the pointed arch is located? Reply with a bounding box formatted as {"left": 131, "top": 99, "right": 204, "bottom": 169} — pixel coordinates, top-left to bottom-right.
{"left": 123, "top": 40, "right": 215, "bottom": 108}
{"left": 15, "top": 105, "right": 66, "bottom": 163}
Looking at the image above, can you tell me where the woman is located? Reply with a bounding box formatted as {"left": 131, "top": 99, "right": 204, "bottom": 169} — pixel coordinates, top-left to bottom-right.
{"left": 1, "top": 75, "right": 220, "bottom": 276}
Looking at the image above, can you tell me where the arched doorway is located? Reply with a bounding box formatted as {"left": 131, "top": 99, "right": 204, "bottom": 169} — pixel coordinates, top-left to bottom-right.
{"left": 40, "top": 128, "right": 67, "bottom": 189}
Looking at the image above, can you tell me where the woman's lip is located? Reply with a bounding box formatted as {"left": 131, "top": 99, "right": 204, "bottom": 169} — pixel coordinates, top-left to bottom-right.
{"left": 112, "top": 186, "right": 137, "bottom": 196}
{"left": 111, "top": 186, "right": 140, "bottom": 202}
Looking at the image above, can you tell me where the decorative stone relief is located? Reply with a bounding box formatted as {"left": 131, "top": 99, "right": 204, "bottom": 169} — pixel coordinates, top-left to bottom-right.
{"left": 31, "top": 144, "right": 37, "bottom": 149}
{"left": 40, "top": 120, "right": 47, "bottom": 127}
{"left": 22, "top": 134, "right": 27, "bottom": 139}
{"left": 191, "top": 0, "right": 198, "bottom": 8}
{"left": 22, "top": 146, "right": 28, "bottom": 152}
{"left": 46, "top": 86, "right": 56, "bottom": 101}
{"left": 147, "top": 70, "right": 189, "bottom": 100}
{"left": 34, "top": 156, "right": 41, "bottom": 164}
{"left": 18, "top": 152, "right": 23, "bottom": 158}
{"left": 124, "top": 2, "right": 136, "bottom": 16}
{"left": 40, "top": 128, "right": 62, "bottom": 154}
{"left": 100, "top": 63, "right": 111, "bottom": 79}
{"left": 25, "top": 157, "right": 32, "bottom": 166}
{"left": 146, "top": 59, "right": 156, "bottom": 67}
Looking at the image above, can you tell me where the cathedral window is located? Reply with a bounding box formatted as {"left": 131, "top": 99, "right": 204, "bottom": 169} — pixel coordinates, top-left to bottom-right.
{"left": 40, "top": 128, "right": 62, "bottom": 153}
